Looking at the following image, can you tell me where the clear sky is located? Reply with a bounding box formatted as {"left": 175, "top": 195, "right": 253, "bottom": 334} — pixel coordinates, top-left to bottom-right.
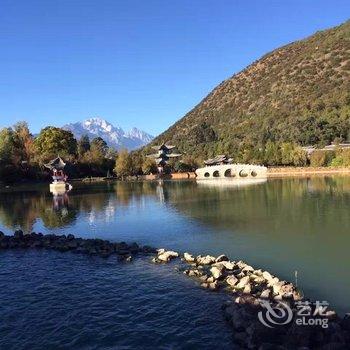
{"left": 0, "top": 0, "right": 349, "bottom": 136}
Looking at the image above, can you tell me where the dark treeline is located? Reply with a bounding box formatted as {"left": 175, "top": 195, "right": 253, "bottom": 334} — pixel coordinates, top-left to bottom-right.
{"left": 1, "top": 122, "right": 350, "bottom": 183}
{"left": 0, "top": 122, "right": 193, "bottom": 183}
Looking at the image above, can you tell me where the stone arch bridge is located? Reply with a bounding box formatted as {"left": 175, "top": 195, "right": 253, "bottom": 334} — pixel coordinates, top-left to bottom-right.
{"left": 195, "top": 164, "right": 267, "bottom": 180}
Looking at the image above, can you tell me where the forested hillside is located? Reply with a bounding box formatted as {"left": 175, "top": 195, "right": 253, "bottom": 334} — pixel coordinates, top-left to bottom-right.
{"left": 149, "top": 20, "right": 350, "bottom": 163}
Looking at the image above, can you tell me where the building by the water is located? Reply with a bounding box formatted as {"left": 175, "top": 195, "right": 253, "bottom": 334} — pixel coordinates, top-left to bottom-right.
{"left": 147, "top": 143, "right": 181, "bottom": 174}
{"left": 44, "top": 156, "right": 72, "bottom": 193}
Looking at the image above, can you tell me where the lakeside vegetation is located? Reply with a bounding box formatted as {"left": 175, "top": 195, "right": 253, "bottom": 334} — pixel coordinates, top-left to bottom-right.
{"left": 2, "top": 121, "right": 350, "bottom": 183}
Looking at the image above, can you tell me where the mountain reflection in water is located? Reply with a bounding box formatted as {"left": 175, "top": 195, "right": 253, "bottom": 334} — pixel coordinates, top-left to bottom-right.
{"left": 0, "top": 177, "right": 350, "bottom": 314}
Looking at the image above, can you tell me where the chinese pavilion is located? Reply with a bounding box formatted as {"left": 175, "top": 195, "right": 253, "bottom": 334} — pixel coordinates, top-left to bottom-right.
{"left": 204, "top": 155, "right": 233, "bottom": 166}
{"left": 147, "top": 143, "right": 181, "bottom": 174}
{"left": 44, "top": 156, "right": 68, "bottom": 182}
{"left": 44, "top": 156, "right": 72, "bottom": 193}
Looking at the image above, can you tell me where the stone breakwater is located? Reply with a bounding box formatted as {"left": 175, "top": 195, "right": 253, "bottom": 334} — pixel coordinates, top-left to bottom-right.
{"left": 1, "top": 231, "right": 350, "bottom": 349}
{"left": 0, "top": 230, "right": 157, "bottom": 260}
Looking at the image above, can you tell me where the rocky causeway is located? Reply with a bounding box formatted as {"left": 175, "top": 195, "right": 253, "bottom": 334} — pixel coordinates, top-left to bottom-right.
{"left": 1, "top": 230, "right": 349, "bottom": 349}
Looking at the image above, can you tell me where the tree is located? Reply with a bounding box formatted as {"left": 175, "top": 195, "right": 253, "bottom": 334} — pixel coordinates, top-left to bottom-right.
{"left": 77, "top": 135, "right": 90, "bottom": 158}
{"left": 309, "top": 150, "right": 328, "bottom": 167}
{"left": 114, "top": 149, "right": 132, "bottom": 179}
{"left": 91, "top": 137, "right": 108, "bottom": 156}
{"left": 13, "top": 122, "right": 35, "bottom": 164}
{"left": 264, "top": 141, "right": 282, "bottom": 166}
{"left": 34, "top": 127, "right": 77, "bottom": 162}
{"left": 142, "top": 158, "right": 157, "bottom": 174}
{"left": 0, "top": 128, "right": 15, "bottom": 164}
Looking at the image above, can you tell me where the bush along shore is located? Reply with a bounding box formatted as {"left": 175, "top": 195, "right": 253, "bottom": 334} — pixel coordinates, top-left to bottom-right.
{"left": 1, "top": 231, "right": 350, "bottom": 349}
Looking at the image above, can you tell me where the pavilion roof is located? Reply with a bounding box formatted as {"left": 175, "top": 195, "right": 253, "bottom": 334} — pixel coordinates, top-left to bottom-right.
{"left": 44, "top": 156, "right": 66, "bottom": 170}
{"left": 204, "top": 155, "right": 233, "bottom": 166}
{"left": 151, "top": 143, "right": 176, "bottom": 150}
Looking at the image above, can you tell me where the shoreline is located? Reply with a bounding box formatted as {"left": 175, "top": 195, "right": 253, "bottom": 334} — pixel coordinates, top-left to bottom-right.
{"left": 267, "top": 166, "right": 350, "bottom": 177}
{"left": 2, "top": 167, "right": 350, "bottom": 188}
{"left": 1, "top": 231, "right": 349, "bottom": 349}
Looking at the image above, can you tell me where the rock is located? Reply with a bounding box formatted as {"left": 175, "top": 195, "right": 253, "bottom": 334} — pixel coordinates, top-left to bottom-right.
{"left": 142, "top": 245, "right": 157, "bottom": 253}
{"left": 243, "top": 283, "right": 252, "bottom": 294}
{"left": 14, "top": 230, "right": 24, "bottom": 239}
{"left": 129, "top": 242, "right": 139, "bottom": 253}
{"left": 262, "top": 271, "right": 274, "bottom": 281}
{"left": 319, "top": 343, "right": 349, "bottom": 350}
{"left": 236, "top": 271, "right": 245, "bottom": 279}
{"left": 0, "top": 231, "right": 4, "bottom": 239}
{"left": 242, "top": 265, "right": 255, "bottom": 273}
{"left": 200, "top": 281, "right": 217, "bottom": 290}
{"left": 251, "top": 275, "right": 266, "bottom": 284}
{"left": 209, "top": 281, "right": 218, "bottom": 290}
{"left": 226, "top": 275, "right": 238, "bottom": 287}
{"left": 341, "top": 313, "right": 350, "bottom": 331}
{"left": 196, "top": 255, "right": 216, "bottom": 265}
{"left": 210, "top": 265, "right": 225, "bottom": 279}
{"left": 158, "top": 250, "right": 179, "bottom": 262}
{"left": 260, "top": 289, "right": 271, "bottom": 299}
{"left": 215, "top": 254, "right": 229, "bottom": 262}
{"left": 271, "top": 281, "right": 286, "bottom": 295}
{"left": 258, "top": 344, "right": 288, "bottom": 350}
{"left": 219, "top": 261, "right": 236, "bottom": 270}
{"left": 236, "top": 276, "right": 250, "bottom": 289}
{"left": 186, "top": 269, "right": 202, "bottom": 277}
{"left": 67, "top": 234, "right": 75, "bottom": 240}
{"left": 183, "top": 252, "right": 195, "bottom": 262}
{"left": 206, "top": 276, "right": 215, "bottom": 283}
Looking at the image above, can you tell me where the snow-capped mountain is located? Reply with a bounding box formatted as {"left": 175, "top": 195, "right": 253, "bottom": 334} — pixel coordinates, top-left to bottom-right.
{"left": 63, "top": 118, "right": 154, "bottom": 151}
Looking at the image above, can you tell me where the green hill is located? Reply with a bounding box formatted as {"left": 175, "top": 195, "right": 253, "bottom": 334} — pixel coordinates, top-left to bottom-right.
{"left": 148, "top": 20, "right": 350, "bottom": 162}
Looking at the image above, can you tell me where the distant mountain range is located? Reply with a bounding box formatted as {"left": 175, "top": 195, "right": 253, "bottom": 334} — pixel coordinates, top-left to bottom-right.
{"left": 63, "top": 118, "right": 154, "bottom": 151}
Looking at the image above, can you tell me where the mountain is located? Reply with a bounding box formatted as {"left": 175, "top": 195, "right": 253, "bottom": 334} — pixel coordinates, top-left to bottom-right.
{"left": 63, "top": 118, "right": 153, "bottom": 151}
{"left": 149, "top": 20, "right": 350, "bottom": 160}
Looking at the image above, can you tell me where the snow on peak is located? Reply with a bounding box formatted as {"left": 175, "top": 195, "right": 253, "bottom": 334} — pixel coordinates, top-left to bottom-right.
{"left": 63, "top": 118, "right": 154, "bottom": 151}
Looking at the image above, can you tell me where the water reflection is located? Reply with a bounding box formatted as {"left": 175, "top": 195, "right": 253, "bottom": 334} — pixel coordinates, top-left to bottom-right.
{"left": 196, "top": 178, "right": 267, "bottom": 188}
{"left": 1, "top": 177, "right": 350, "bottom": 313}
{"left": 1, "top": 177, "right": 350, "bottom": 235}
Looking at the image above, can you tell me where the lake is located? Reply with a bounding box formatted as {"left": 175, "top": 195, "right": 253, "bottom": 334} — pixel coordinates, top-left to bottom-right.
{"left": 0, "top": 177, "right": 349, "bottom": 348}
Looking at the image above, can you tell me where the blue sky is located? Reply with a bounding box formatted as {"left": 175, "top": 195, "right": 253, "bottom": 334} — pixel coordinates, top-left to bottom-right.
{"left": 0, "top": 0, "right": 349, "bottom": 136}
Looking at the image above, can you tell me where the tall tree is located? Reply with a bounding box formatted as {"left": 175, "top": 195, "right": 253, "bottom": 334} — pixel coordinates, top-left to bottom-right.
{"left": 34, "top": 127, "right": 77, "bottom": 162}
{"left": 114, "top": 149, "right": 132, "bottom": 179}
{"left": 77, "top": 135, "right": 90, "bottom": 159}
{"left": 0, "top": 128, "right": 15, "bottom": 164}
{"left": 12, "top": 122, "right": 35, "bottom": 164}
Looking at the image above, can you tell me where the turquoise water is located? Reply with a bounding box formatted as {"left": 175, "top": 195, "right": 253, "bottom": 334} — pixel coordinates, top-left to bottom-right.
{"left": 0, "top": 177, "right": 350, "bottom": 348}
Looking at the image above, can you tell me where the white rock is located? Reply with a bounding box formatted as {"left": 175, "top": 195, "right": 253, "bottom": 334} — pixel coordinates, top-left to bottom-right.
{"left": 226, "top": 275, "right": 238, "bottom": 287}
{"left": 243, "top": 283, "right": 251, "bottom": 294}
{"left": 157, "top": 250, "right": 179, "bottom": 262}
{"left": 262, "top": 271, "right": 274, "bottom": 281}
{"left": 215, "top": 254, "right": 229, "bottom": 262}
{"left": 236, "top": 276, "right": 250, "bottom": 289}
{"left": 260, "top": 289, "right": 271, "bottom": 299}
{"left": 210, "top": 265, "right": 225, "bottom": 279}
{"left": 183, "top": 252, "right": 195, "bottom": 262}
{"left": 220, "top": 261, "right": 236, "bottom": 270}
{"left": 197, "top": 255, "right": 216, "bottom": 265}
{"left": 207, "top": 276, "right": 215, "bottom": 283}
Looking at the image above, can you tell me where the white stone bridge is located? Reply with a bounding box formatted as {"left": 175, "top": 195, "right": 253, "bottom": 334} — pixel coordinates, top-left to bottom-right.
{"left": 195, "top": 164, "right": 267, "bottom": 180}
